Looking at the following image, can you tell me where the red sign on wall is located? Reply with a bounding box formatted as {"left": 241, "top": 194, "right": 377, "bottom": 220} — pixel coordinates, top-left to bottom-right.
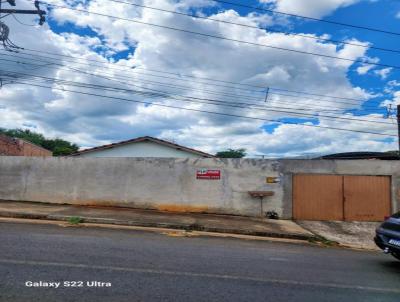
{"left": 196, "top": 169, "right": 221, "bottom": 180}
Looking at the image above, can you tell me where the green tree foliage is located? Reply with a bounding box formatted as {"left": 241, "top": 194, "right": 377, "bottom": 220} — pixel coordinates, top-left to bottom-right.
{"left": 0, "top": 128, "right": 79, "bottom": 156}
{"left": 215, "top": 148, "right": 246, "bottom": 158}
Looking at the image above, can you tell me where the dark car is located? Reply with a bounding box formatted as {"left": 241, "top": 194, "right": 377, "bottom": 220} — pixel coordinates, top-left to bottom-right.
{"left": 375, "top": 211, "right": 400, "bottom": 260}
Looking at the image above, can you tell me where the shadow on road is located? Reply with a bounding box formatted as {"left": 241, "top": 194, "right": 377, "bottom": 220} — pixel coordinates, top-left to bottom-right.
{"left": 378, "top": 260, "right": 400, "bottom": 273}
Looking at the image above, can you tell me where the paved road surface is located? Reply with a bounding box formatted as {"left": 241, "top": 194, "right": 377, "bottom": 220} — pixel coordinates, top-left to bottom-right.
{"left": 0, "top": 221, "right": 399, "bottom": 302}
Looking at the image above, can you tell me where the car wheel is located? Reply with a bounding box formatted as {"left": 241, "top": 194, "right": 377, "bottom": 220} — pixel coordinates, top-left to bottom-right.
{"left": 391, "top": 252, "right": 400, "bottom": 261}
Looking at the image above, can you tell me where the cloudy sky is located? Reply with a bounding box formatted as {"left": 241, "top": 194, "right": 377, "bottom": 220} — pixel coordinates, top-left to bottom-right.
{"left": 0, "top": 0, "right": 399, "bottom": 157}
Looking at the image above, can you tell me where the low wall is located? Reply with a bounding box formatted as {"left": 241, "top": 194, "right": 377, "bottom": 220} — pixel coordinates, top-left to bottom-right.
{"left": 0, "top": 157, "right": 399, "bottom": 218}
{"left": 0, "top": 157, "right": 283, "bottom": 217}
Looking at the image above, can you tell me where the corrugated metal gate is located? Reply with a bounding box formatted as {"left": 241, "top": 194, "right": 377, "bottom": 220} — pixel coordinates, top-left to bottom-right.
{"left": 293, "top": 174, "right": 391, "bottom": 221}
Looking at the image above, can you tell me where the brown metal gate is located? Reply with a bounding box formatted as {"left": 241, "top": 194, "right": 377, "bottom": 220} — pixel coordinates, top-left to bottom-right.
{"left": 293, "top": 175, "right": 343, "bottom": 221}
{"left": 343, "top": 176, "right": 391, "bottom": 221}
{"left": 293, "top": 174, "right": 391, "bottom": 221}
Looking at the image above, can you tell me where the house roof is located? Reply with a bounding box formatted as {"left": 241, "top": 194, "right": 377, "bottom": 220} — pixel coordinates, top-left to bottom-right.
{"left": 0, "top": 134, "right": 51, "bottom": 154}
{"left": 17, "top": 138, "right": 52, "bottom": 153}
{"left": 317, "top": 152, "right": 400, "bottom": 160}
{"left": 71, "top": 136, "right": 215, "bottom": 158}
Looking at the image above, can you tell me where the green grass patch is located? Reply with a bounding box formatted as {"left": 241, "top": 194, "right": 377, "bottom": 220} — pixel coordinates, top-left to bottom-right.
{"left": 67, "top": 216, "right": 83, "bottom": 225}
{"left": 308, "top": 235, "right": 338, "bottom": 247}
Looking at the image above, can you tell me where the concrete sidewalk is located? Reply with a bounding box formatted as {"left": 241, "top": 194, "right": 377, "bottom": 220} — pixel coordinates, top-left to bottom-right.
{"left": 0, "top": 200, "right": 314, "bottom": 241}
{"left": 297, "top": 220, "right": 380, "bottom": 251}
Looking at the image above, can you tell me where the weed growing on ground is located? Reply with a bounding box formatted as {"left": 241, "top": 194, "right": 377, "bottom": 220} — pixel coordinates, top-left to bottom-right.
{"left": 67, "top": 216, "right": 83, "bottom": 225}
{"left": 308, "top": 235, "right": 338, "bottom": 247}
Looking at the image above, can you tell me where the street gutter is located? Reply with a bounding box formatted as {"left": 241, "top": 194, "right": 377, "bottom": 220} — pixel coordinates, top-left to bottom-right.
{"left": 0, "top": 210, "right": 313, "bottom": 241}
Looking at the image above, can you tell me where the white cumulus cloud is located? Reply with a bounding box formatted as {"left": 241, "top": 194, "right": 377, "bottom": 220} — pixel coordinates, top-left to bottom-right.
{"left": 259, "top": 0, "right": 361, "bottom": 18}
{"left": 0, "top": 0, "right": 395, "bottom": 156}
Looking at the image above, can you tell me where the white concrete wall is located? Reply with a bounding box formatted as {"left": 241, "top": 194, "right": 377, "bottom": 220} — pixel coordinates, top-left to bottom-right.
{"left": 0, "top": 157, "right": 282, "bottom": 217}
{"left": 0, "top": 157, "right": 399, "bottom": 218}
{"left": 77, "top": 141, "right": 204, "bottom": 158}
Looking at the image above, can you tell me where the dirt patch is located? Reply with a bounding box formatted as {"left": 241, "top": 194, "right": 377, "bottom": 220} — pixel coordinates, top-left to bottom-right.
{"left": 297, "top": 220, "right": 380, "bottom": 250}
{"left": 155, "top": 204, "right": 209, "bottom": 213}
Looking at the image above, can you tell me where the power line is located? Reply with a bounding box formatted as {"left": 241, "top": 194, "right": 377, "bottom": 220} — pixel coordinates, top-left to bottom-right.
{"left": 0, "top": 55, "right": 386, "bottom": 113}
{"left": 211, "top": 0, "right": 400, "bottom": 37}
{"left": 3, "top": 73, "right": 382, "bottom": 120}
{"left": 124, "top": 75, "right": 366, "bottom": 107}
{"left": 47, "top": 63, "right": 386, "bottom": 114}
{"left": 0, "top": 47, "right": 382, "bottom": 105}
{"left": 8, "top": 79, "right": 396, "bottom": 137}
{"left": 6, "top": 47, "right": 272, "bottom": 89}
{"left": 0, "top": 7, "right": 394, "bottom": 103}
{"left": 107, "top": 0, "right": 400, "bottom": 54}
{"left": 1, "top": 47, "right": 272, "bottom": 92}
{"left": 10, "top": 46, "right": 371, "bottom": 105}
{"left": 0, "top": 67, "right": 394, "bottom": 125}
{"left": 0, "top": 49, "right": 392, "bottom": 118}
{"left": 10, "top": 12, "right": 37, "bottom": 27}
{"left": 0, "top": 54, "right": 388, "bottom": 120}
{"left": 40, "top": 2, "right": 400, "bottom": 70}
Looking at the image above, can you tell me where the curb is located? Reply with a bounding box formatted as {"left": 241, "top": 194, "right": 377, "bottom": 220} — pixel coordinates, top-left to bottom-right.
{"left": 0, "top": 211, "right": 315, "bottom": 241}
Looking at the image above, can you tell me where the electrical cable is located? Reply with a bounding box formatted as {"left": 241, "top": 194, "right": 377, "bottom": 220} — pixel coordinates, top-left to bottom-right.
{"left": 10, "top": 13, "right": 37, "bottom": 27}
{"left": 0, "top": 55, "right": 388, "bottom": 115}
{"left": 9, "top": 79, "right": 397, "bottom": 137}
{"left": 211, "top": 0, "right": 400, "bottom": 36}
{"left": 0, "top": 55, "right": 386, "bottom": 115}
{"left": 108, "top": 0, "right": 400, "bottom": 54}
{"left": 0, "top": 47, "right": 381, "bottom": 105}
{"left": 0, "top": 49, "right": 383, "bottom": 108}
{"left": 0, "top": 67, "right": 394, "bottom": 125}
{"left": 40, "top": 2, "right": 400, "bottom": 70}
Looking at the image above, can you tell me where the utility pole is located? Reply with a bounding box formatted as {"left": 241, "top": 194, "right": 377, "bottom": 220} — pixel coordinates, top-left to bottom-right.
{"left": 0, "top": 1, "right": 46, "bottom": 25}
{"left": 0, "top": 0, "right": 46, "bottom": 51}
{"left": 397, "top": 105, "right": 400, "bottom": 157}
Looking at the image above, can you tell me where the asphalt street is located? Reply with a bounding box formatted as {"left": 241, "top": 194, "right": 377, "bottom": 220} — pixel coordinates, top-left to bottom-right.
{"left": 0, "top": 221, "right": 399, "bottom": 302}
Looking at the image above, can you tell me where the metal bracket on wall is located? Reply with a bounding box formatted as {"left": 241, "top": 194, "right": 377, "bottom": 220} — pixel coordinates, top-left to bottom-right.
{"left": 248, "top": 191, "right": 274, "bottom": 216}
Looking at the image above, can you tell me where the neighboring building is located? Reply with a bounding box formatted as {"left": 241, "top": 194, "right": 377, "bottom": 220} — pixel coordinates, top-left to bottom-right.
{"left": 0, "top": 135, "right": 52, "bottom": 157}
{"left": 317, "top": 152, "right": 400, "bottom": 160}
{"left": 71, "top": 136, "right": 214, "bottom": 158}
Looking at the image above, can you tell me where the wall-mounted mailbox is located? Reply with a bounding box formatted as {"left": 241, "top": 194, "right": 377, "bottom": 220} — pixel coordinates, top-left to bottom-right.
{"left": 266, "top": 177, "right": 280, "bottom": 184}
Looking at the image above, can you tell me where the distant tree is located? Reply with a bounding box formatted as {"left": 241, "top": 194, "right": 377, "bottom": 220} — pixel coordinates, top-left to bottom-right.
{"left": 0, "top": 128, "right": 79, "bottom": 156}
{"left": 215, "top": 148, "right": 246, "bottom": 158}
{"left": 52, "top": 146, "right": 78, "bottom": 156}
{"left": 41, "top": 138, "right": 79, "bottom": 156}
